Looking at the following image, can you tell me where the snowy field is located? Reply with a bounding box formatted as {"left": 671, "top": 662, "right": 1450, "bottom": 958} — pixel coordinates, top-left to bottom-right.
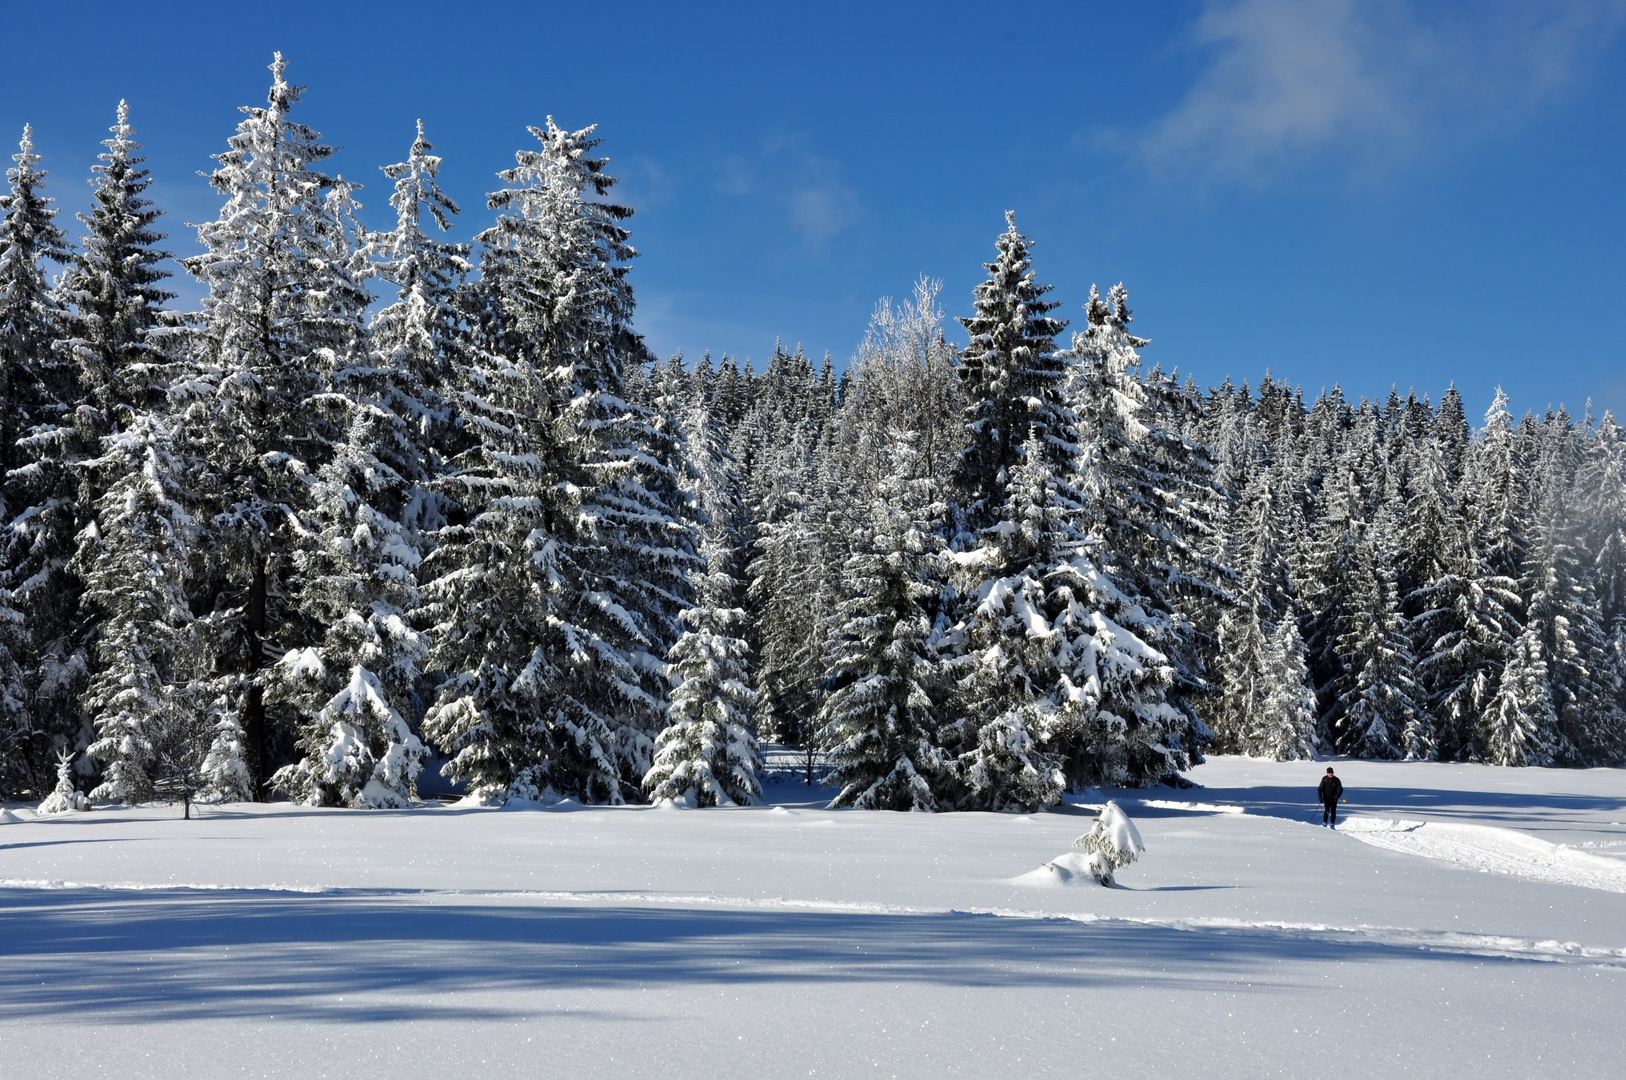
{"left": 2, "top": 757, "right": 1623, "bottom": 1079}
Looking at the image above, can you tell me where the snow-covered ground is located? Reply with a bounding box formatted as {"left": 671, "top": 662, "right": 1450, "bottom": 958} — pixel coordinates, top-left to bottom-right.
{"left": 2, "top": 757, "right": 1622, "bottom": 1078}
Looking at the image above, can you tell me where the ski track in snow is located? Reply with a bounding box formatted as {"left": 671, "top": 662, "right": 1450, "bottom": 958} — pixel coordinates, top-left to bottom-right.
{"left": 1073, "top": 792, "right": 1626, "bottom": 895}
{"left": 4, "top": 876, "right": 1624, "bottom": 968}
{"left": 1339, "top": 816, "right": 1626, "bottom": 894}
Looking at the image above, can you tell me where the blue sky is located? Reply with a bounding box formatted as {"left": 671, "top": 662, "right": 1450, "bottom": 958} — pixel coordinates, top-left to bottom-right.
{"left": 5, "top": 0, "right": 1626, "bottom": 420}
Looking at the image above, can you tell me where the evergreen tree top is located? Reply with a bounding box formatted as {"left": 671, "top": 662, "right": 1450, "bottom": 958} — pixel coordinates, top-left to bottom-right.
{"left": 72, "top": 101, "right": 173, "bottom": 304}
{"left": 1, "top": 123, "right": 72, "bottom": 278}
{"left": 207, "top": 52, "right": 337, "bottom": 195}
{"left": 957, "top": 211, "right": 1067, "bottom": 349}
{"left": 386, "top": 120, "right": 460, "bottom": 232}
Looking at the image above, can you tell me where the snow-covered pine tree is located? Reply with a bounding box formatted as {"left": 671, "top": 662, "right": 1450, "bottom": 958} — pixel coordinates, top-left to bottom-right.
{"left": 643, "top": 589, "right": 759, "bottom": 807}
{"left": 1250, "top": 617, "right": 1317, "bottom": 760}
{"left": 1212, "top": 463, "right": 1313, "bottom": 758}
{"left": 1057, "top": 283, "right": 1219, "bottom": 780}
{"left": 1519, "top": 491, "right": 1623, "bottom": 766}
{"left": 1407, "top": 397, "right": 1526, "bottom": 760}
{"left": 1577, "top": 412, "right": 1626, "bottom": 627}
{"left": 746, "top": 426, "right": 827, "bottom": 750}
{"left": 40, "top": 102, "right": 183, "bottom": 802}
{"left": 816, "top": 436, "right": 949, "bottom": 811}
{"left": 1071, "top": 800, "right": 1145, "bottom": 886}
{"left": 73, "top": 415, "right": 217, "bottom": 804}
{"left": 57, "top": 101, "right": 176, "bottom": 425}
{"left": 423, "top": 119, "right": 694, "bottom": 804}
{"left": 265, "top": 122, "right": 467, "bottom": 809}
{"left": 947, "top": 435, "right": 1070, "bottom": 812}
{"left": 36, "top": 749, "right": 89, "bottom": 813}
{"left": 1574, "top": 410, "right": 1626, "bottom": 751}
{"left": 1331, "top": 514, "right": 1424, "bottom": 759}
{"left": 0, "top": 124, "right": 74, "bottom": 798}
{"left": 267, "top": 397, "right": 430, "bottom": 807}
{"left": 0, "top": 125, "right": 71, "bottom": 486}
{"left": 364, "top": 120, "right": 471, "bottom": 513}
{"left": 1482, "top": 624, "right": 1557, "bottom": 767}
{"left": 1468, "top": 388, "right": 1527, "bottom": 583}
{"left": 174, "top": 54, "right": 370, "bottom": 795}
{"left": 951, "top": 212, "right": 1069, "bottom": 538}
{"left": 644, "top": 388, "right": 761, "bottom": 807}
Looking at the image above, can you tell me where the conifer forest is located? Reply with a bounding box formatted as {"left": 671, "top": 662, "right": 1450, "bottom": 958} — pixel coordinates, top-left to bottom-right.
{"left": 4, "top": 55, "right": 1625, "bottom": 815}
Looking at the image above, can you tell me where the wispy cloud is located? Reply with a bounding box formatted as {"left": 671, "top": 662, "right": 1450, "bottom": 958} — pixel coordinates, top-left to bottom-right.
{"left": 715, "top": 132, "right": 862, "bottom": 249}
{"left": 1137, "top": 0, "right": 1626, "bottom": 180}
{"left": 785, "top": 170, "right": 861, "bottom": 248}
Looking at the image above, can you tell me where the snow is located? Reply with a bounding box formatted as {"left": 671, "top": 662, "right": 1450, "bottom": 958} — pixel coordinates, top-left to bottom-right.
{"left": 1, "top": 755, "right": 1622, "bottom": 1078}
{"left": 1339, "top": 816, "right": 1626, "bottom": 893}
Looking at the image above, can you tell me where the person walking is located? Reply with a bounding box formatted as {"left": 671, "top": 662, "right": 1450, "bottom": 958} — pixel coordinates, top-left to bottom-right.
{"left": 1318, "top": 767, "right": 1344, "bottom": 827}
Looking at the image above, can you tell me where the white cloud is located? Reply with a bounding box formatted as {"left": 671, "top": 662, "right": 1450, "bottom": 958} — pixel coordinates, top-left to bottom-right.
{"left": 1139, "top": 0, "right": 1626, "bottom": 179}
{"left": 715, "top": 131, "right": 863, "bottom": 248}
{"left": 787, "top": 176, "right": 861, "bottom": 248}
{"left": 715, "top": 154, "right": 756, "bottom": 196}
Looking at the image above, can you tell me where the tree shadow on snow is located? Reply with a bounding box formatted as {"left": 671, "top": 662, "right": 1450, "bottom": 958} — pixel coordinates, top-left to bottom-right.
{"left": 0, "top": 885, "right": 1588, "bottom": 1025}
{"left": 0, "top": 837, "right": 147, "bottom": 854}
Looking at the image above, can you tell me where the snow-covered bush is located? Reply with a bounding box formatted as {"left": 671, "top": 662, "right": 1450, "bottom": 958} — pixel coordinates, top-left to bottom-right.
{"left": 37, "top": 752, "right": 90, "bottom": 814}
{"left": 1072, "top": 800, "right": 1144, "bottom": 885}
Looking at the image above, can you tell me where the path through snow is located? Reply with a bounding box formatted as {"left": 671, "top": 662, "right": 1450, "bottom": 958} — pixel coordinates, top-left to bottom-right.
{"left": 1340, "top": 815, "right": 1626, "bottom": 893}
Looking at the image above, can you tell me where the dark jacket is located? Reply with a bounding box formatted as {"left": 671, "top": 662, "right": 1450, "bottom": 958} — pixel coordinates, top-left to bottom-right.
{"left": 1318, "top": 775, "right": 1344, "bottom": 803}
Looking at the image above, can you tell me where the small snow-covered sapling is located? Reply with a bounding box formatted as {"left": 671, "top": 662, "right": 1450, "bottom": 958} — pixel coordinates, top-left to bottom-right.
{"left": 37, "top": 752, "right": 91, "bottom": 814}
{"left": 1072, "top": 800, "right": 1145, "bottom": 886}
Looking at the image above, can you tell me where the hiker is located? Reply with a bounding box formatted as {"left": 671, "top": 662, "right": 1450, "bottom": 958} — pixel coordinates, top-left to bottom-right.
{"left": 1318, "top": 767, "right": 1344, "bottom": 827}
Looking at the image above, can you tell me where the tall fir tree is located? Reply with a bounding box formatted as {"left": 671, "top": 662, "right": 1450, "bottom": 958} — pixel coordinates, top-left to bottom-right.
{"left": 816, "top": 438, "right": 949, "bottom": 811}
{"left": 1331, "top": 515, "right": 1425, "bottom": 759}
{"left": 46, "top": 101, "right": 182, "bottom": 800}
{"left": 175, "top": 54, "right": 370, "bottom": 795}
{"left": 423, "top": 119, "right": 695, "bottom": 804}
{"left": 1059, "top": 283, "right": 1219, "bottom": 778}
{"left": 1482, "top": 624, "right": 1556, "bottom": 767}
{"left": 74, "top": 416, "right": 238, "bottom": 802}
{"left": 363, "top": 119, "right": 471, "bottom": 519}
{"left": 951, "top": 212, "right": 1069, "bottom": 538}
{"left": 644, "top": 393, "right": 761, "bottom": 807}
{"left": 947, "top": 435, "right": 1071, "bottom": 811}
{"left": 0, "top": 124, "right": 74, "bottom": 797}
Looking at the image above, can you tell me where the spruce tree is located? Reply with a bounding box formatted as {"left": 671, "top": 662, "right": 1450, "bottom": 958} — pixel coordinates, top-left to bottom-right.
{"left": 1058, "top": 284, "right": 1218, "bottom": 779}
{"left": 363, "top": 119, "right": 471, "bottom": 509}
{"left": 747, "top": 427, "right": 827, "bottom": 749}
{"left": 1520, "top": 493, "right": 1622, "bottom": 765}
{"left": 175, "top": 54, "right": 369, "bottom": 795}
{"left": 0, "top": 124, "right": 73, "bottom": 797}
{"left": 74, "top": 416, "right": 226, "bottom": 803}
{"left": 947, "top": 435, "right": 1071, "bottom": 810}
{"left": 951, "top": 212, "right": 1068, "bottom": 537}
{"left": 816, "top": 438, "right": 948, "bottom": 811}
{"left": 1212, "top": 464, "right": 1312, "bottom": 758}
{"left": 644, "top": 395, "right": 761, "bottom": 807}
{"left": 50, "top": 102, "right": 182, "bottom": 800}
{"left": 1250, "top": 618, "right": 1317, "bottom": 760}
{"left": 1483, "top": 625, "right": 1556, "bottom": 767}
{"left": 267, "top": 400, "right": 430, "bottom": 807}
{"left": 57, "top": 101, "right": 175, "bottom": 424}
{"left": 1331, "top": 517, "right": 1424, "bottom": 759}
{"left": 423, "top": 119, "right": 694, "bottom": 804}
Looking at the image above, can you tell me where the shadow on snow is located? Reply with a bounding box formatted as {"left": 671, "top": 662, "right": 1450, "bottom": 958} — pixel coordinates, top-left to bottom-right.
{"left": 0, "top": 885, "right": 1579, "bottom": 1024}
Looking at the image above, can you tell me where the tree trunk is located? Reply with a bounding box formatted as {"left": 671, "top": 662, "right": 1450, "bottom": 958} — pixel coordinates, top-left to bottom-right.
{"left": 243, "top": 559, "right": 268, "bottom": 800}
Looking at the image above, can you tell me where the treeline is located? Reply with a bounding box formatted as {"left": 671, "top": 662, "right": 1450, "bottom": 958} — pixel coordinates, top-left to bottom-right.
{"left": 1, "top": 56, "right": 1622, "bottom": 814}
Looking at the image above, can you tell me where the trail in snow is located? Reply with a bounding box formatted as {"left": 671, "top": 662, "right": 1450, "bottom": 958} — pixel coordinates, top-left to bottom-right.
{"left": 1340, "top": 815, "right": 1626, "bottom": 893}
